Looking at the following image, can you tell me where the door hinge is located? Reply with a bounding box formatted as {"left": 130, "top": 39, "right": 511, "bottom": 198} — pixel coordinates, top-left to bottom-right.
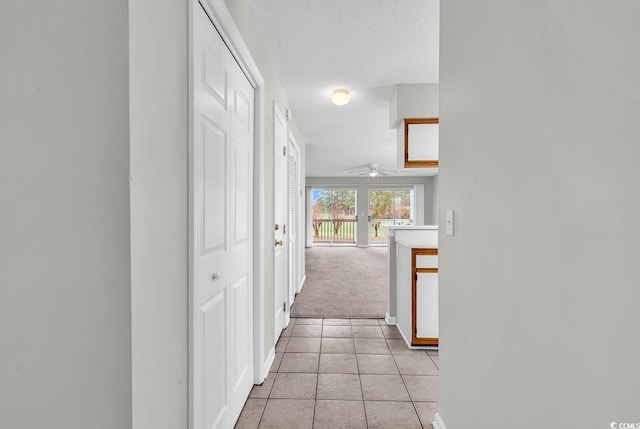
{"left": 415, "top": 273, "right": 418, "bottom": 282}
{"left": 283, "top": 302, "right": 287, "bottom": 312}
{"left": 283, "top": 224, "right": 286, "bottom": 234}
{"left": 283, "top": 146, "right": 287, "bottom": 156}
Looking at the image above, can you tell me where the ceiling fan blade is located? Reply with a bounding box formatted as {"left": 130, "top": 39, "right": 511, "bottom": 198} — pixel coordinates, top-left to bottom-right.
{"left": 348, "top": 163, "right": 395, "bottom": 176}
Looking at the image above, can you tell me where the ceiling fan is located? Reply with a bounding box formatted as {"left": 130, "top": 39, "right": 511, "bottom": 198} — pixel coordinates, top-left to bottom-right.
{"left": 347, "top": 163, "right": 394, "bottom": 177}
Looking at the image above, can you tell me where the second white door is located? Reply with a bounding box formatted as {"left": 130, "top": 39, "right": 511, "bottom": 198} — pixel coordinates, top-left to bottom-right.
{"left": 273, "top": 104, "right": 288, "bottom": 338}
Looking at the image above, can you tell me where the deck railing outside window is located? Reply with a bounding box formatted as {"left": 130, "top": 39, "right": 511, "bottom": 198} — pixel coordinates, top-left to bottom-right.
{"left": 312, "top": 218, "right": 356, "bottom": 244}
{"left": 311, "top": 218, "right": 413, "bottom": 245}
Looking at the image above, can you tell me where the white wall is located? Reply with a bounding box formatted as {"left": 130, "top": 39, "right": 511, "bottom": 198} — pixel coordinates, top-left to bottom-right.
{"left": 0, "top": 1, "right": 132, "bottom": 428}
{"left": 223, "top": 0, "right": 307, "bottom": 363}
{"left": 129, "top": 0, "right": 189, "bottom": 428}
{"left": 389, "top": 83, "right": 439, "bottom": 128}
{"left": 439, "top": 1, "right": 640, "bottom": 427}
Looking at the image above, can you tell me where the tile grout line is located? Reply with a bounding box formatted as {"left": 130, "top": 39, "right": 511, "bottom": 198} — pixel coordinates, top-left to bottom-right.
{"left": 388, "top": 338, "right": 425, "bottom": 429}
{"left": 353, "top": 324, "right": 369, "bottom": 429}
{"left": 254, "top": 401, "right": 268, "bottom": 429}
{"left": 313, "top": 319, "right": 324, "bottom": 424}
{"left": 310, "top": 318, "right": 325, "bottom": 428}
{"left": 427, "top": 353, "right": 439, "bottom": 370}
{"left": 411, "top": 400, "right": 426, "bottom": 429}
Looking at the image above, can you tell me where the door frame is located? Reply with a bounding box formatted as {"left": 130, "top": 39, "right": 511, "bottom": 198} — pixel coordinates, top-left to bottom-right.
{"left": 188, "top": 1, "right": 267, "bottom": 428}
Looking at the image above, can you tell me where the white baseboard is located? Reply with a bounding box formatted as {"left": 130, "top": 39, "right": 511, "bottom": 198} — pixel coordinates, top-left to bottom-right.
{"left": 394, "top": 322, "right": 436, "bottom": 351}
{"left": 297, "top": 275, "right": 306, "bottom": 293}
{"left": 433, "top": 412, "right": 447, "bottom": 429}
{"left": 385, "top": 313, "right": 397, "bottom": 325}
{"left": 357, "top": 244, "right": 369, "bottom": 248}
{"left": 261, "top": 346, "right": 275, "bottom": 382}
{"left": 396, "top": 323, "right": 412, "bottom": 348}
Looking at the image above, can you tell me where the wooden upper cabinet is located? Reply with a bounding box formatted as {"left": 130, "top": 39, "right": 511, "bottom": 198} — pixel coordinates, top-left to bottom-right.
{"left": 404, "top": 118, "right": 439, "bottom": 168}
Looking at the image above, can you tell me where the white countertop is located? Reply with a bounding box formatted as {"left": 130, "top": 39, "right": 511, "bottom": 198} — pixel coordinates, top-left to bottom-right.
{"left": 387, "top": 225, "right": 438, "bottom": 233}
{"left": 395, "top": 237, "right": 438, "bottom": 248}
{"left": 389, "top": 225, "right": 438, "bottom": 248}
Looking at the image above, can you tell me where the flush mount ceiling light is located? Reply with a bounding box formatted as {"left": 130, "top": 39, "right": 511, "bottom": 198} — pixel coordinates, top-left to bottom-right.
{"left": 331, "top": 89, "right": 350, "bottom": 106}
{"left": 368, "top": 170, "right": 378, "bottom": 177}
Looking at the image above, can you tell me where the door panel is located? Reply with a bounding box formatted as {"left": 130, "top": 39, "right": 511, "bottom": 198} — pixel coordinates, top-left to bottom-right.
{"left": 202, "top": 291, "right": 226, "bottom": 429}
{"left": 193, "top": 4, "right": 254, "bottom": 428}
{"left": 234, "top": 145, "right": 249, "bottom": 243}
{"left": 202, "top": 43, "right": 227, "bottom": 106}
{"left": 202, "top": 121, "right": 226, "bottom": 252}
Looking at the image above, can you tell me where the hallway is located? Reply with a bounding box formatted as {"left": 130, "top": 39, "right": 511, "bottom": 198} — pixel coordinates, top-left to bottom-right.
{"left": 235, "top": 318, "right": 439, "bottom": 428}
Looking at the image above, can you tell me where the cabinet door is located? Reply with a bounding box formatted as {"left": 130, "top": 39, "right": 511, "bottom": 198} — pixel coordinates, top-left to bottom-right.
{"left": 404, "top": 119, "right": 439, "bottom": 168}
{"left": 412, "top": 248, "right": 438, "bottom": 346}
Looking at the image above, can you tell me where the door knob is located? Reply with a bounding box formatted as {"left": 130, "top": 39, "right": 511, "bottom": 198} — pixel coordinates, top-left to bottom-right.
{"left": 275, "top": 224, "right": 280, "bottom": 230}
{"left": 275, "top": 240, "right": 283, "bottom": 247}
{"left": 212, "top": 273, "right": 221, "bottom": 281}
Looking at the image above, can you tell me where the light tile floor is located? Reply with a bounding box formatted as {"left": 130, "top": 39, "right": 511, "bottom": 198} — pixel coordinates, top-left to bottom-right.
{"left": 235, "top": 318, "right": 439, "bottom": 429}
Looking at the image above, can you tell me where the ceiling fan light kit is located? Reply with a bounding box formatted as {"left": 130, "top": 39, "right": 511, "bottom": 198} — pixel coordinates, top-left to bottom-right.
{"left": 348, "top": 163, "right": 392, "bottom": 177}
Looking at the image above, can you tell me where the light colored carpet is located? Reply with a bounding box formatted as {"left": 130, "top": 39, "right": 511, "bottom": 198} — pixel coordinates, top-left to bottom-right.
{"left": 291, "top": 246, "right": 388, "bottom": 318}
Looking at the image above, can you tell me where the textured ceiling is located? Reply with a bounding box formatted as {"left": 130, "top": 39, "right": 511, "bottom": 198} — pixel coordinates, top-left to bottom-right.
{"left": 247, "top": 0, "right": 440, "bottom": 177}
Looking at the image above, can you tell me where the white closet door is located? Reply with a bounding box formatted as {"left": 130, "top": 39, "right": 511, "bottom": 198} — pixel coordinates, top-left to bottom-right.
{"left": 192, "top": 4, "right": 255, "bottom": 428}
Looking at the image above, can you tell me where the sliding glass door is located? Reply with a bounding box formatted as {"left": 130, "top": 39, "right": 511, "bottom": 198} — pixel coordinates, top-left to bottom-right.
{"left": 311, "top": 188, "right": 357, "bottom": 246}
{"left": 368, "top": 189, "right": 414, "bottom": 245}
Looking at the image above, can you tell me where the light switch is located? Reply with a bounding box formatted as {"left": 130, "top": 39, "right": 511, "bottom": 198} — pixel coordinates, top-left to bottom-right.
{"left": 445, "top": 210, "right": 454, "bottom": 236}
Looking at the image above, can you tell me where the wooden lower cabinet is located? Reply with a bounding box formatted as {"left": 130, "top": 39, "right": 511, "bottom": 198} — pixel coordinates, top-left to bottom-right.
{"left": 411, "top": 248, "right": 439, "bottom": 346}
